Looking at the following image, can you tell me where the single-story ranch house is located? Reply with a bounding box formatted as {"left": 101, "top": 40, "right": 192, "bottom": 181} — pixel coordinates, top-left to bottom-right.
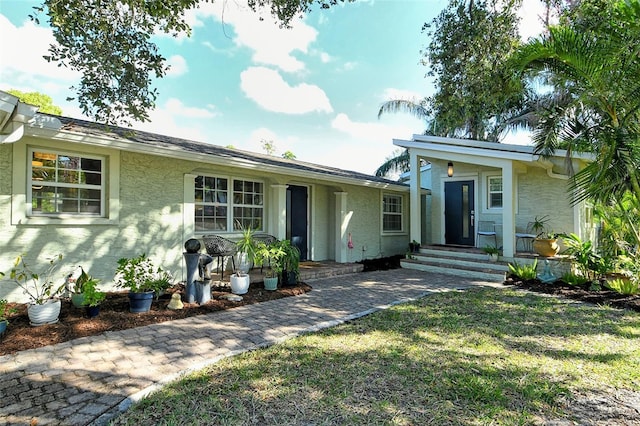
{"left": 0, "top": 92, "right": 410, "bottom": 302}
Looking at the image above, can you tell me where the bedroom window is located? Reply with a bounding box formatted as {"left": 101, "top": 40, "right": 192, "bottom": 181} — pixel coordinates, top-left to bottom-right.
{"left": 382, "top": 193, "right": 403, "bottom": 232}
{"left": 29, "top": 150, "right": 104, "bottom": 216}
{"left": 488, "top": 176, "right": 503, "bottom": 209}
{"left": 194, "top": 176, "right": 263, "bottom": 232}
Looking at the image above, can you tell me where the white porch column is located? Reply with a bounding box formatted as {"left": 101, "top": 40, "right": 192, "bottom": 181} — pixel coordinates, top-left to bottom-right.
{"left": 182, "top": 173, "right": 197, "bottom": 283}
{"left": 183, "top": 174, "right": 197, "bottom": 243}
{"left": 334, "top": 191, "right": 349, "bottom": 263}
{"left": 501, "top": 164, "right": 515, "bottom": 258}
{"left": 409, "top": 151, "right": 422, "bottom": 242}
{"left": 270, "top": 184, "right": 287, "bottom": 240}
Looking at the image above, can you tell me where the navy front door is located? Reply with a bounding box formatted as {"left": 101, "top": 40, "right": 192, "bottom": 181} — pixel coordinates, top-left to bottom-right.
{"left": 444, "top": 181, "right": 475, "bottom": 246}
{"left": 286, "top": 185, "right": 308, "bottom": 261}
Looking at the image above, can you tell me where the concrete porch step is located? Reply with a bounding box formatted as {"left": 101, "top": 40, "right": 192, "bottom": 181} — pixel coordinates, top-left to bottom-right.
{"left": 401, "top": 247, "right": 508, "bottom": 282}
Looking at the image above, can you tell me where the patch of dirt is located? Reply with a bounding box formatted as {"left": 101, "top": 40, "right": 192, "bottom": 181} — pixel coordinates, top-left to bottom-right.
{"left": 0, "top": 282, "right": 311, "bottom": 356}
{"left": 503, "top": 276, "right": 640, "bottom": 313}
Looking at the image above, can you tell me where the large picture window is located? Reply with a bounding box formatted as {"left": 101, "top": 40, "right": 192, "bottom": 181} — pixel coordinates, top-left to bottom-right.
{"left": 487, "top": 176, "right": 503, "bottom": 209}
{"left": 195, "top": 175, "right": 263, "bottom": 232}
{"left": 382, "top": 193, "right": 403, "bottom": 232}
{"left": 29, "top": 150, "right": 104, "bottom": 216}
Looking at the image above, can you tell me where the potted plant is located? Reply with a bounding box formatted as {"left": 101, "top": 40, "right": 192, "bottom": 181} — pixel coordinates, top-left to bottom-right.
{"left": 68, "top": 267, "right": 100, "bottom": 308}
{"left": 0, "top": 299, "right": 17, "bottom": 336}
{"left": 254, "top": 242, "right": 285, "bottom": 291}
{"left": 4, "top": 253, "right": 65, "bottom": 326}
{"left": 531, "top": 215, "right": 561, "bottom": 257}
{"left": 82, "top": 280, "right": 106, "bottom": 318}
{"left": 115, "top": 254, "right": 173, "bottom": 313}
{"left": 235, "top": 225, "right": 257, "bottom": 274}
{"left": 408, "top": 240, "right": 421, "bottom": 253}
{"left": 482, "top": 245, "right": 500, "bottom": 262}
{"left": 278, "top": 239, "right": 301, "bottom": 286}
{"left": 230, "top": 271, "right": 251, "bottom": 295}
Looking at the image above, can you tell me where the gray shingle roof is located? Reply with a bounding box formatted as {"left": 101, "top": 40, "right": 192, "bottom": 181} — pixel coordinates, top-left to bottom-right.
{"left": 49, "top": 115, "right": 404, "bottom": 187}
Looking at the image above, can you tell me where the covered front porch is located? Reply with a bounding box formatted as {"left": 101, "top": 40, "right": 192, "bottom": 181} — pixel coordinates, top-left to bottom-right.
{"left": 394, "top": 135, "right": 591, "bottom": 258}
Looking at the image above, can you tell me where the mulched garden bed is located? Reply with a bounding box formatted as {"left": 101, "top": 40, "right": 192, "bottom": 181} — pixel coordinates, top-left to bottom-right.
{"left": 0, "top": 282, "right": 311, "bottom": 356}
{"left": 503, "top": 276, "right": 640, "bottom": 312}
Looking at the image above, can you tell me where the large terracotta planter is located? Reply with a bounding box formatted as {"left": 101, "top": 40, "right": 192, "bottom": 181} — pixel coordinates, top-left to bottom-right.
{"left": 28, "top": 299, "right": 61, "bottom": 326}
{"left": 533, "top": 238, "right": 559, "bottom": 257}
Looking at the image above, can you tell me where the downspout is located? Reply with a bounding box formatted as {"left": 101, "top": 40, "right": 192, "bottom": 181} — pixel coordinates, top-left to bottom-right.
{"left": 539, "top": 159, "right": 569, "bottom": 180}
{"left": 0, "top": 121, "right": 26, "bottom": 143}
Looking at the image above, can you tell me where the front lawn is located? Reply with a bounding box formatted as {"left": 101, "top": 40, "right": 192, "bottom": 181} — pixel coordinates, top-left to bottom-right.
{"left": 111, "top": 288, "right": 640, "bottom": 425}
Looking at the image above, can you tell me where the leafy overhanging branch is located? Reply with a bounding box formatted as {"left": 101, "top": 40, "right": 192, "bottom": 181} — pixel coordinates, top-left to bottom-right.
{"left": 30, "top": 0, "right": 354, "bottom": 126}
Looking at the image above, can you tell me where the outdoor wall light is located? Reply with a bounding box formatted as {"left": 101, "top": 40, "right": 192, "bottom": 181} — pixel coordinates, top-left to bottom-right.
{"left": 447, "top": 161, "right": 454, "bottom": 177}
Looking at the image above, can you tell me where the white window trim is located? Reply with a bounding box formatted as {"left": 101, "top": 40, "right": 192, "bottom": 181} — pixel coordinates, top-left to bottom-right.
{"left": 487, "top": 175, "right": 503, "bottom": 210}
{"left": 480, "top": 171, "right": 520, "bottom": 214}
{"left": 12, "top": 142, "right": 120, "bottom": 225}
{"left": 193, "top": 174, "right": 266, "bottom": 234}
{"left": 381, "top": 192, "right": 405, "bottom": 235}
{"left": 27, "top": 148, "right": 106, "bottom": 218}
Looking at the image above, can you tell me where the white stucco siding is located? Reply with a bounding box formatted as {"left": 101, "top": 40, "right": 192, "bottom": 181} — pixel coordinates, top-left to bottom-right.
{"left": 517, "top": 167, "right": 574, "bottom": 235}
{"left": 428, "top": 159, "right": 576, "bottom": 247}
{"left": 1, "top": 136, "right": 409, "bottom": 301}
{"left": 116, "top": 151, "right": 187, "bottom": 274}
{"left": 346, "top": 185, "right": 408, "bottom": 260}
{"left": 0, "top": 144, "right": 12, "bottom": 232}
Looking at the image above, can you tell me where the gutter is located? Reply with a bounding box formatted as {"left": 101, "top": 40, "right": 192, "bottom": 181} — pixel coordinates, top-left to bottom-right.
{"left": 25, "top": 123, "right": 409, "bottom": 192}
{"left": 0, "top": 94, "right": 39, "bottom": 144}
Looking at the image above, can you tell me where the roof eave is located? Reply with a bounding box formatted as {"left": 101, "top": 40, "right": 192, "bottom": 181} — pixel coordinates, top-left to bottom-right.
{"left": 25, "top": 125, "right": 408, "bottom": 192}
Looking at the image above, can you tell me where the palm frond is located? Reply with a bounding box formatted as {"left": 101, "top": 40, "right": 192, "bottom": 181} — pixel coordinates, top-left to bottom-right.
{"left": 377, "top": 99, "right": 430, "bottom": 121}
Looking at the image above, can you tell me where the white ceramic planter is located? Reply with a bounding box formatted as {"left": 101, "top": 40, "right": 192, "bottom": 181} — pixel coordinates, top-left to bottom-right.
{"left": 230, "top": 274, "right": 250, "bottom": 295}
{"left": 27, "top": 299, "right": 61, "bottom": 326}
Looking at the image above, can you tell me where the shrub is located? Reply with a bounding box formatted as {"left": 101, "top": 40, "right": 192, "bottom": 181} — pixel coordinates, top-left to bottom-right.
{"left": 605, "top": 278, "right": 639, "bottom": 296}
{"left": 508, "top": 259, "right": 538, "bottom": 280}
{"left": 560, "top": 272, "right": 590, "bottom": 286}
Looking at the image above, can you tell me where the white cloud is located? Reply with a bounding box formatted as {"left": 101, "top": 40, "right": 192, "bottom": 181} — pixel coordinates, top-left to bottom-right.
{"left": 163, "top": 98, "right": 217, "bottom": 118}
{"left": 341, "top": 61, "right": 357, "bottom": 72}
{"left": 165, "top": 55, "right": 188, "bottom": 77}
{"left": 184, "top": 1, "right": 317, "bottom": 73}
{"left": 0, "top": 15, "right": 79, "bottom": 96}
{"left": 331, "top": 113, "right": 418, "bottom": 142}
{"left": 134, "top": 98, "right": 217, "bottom": 142}
{"left": 240, "top": 66, "right": 332, "bottom": 114}
{"left": 319, "top": 52, "right": 332, "bottom": 63}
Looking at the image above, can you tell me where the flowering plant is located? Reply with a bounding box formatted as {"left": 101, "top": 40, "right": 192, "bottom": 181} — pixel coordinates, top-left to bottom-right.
{"left": 115, "top": 254, "right": 172, "bottom": 294}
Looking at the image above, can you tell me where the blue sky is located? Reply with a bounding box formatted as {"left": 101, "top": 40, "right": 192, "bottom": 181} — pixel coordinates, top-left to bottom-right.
{"left": 0, "top": 0, "right": 545, "bottom": 174}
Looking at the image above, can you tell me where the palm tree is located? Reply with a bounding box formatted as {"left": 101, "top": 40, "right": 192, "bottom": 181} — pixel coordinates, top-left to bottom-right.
{"left": 512, "top": 20, "right": 640, "bottom": 206}
{"left": 375, "top": 99, "right": 436, "bottom": 178}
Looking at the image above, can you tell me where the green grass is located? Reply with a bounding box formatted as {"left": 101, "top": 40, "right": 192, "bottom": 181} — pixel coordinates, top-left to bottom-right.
{"left": 110, "top": 288, "right": 640, "bottom": 425}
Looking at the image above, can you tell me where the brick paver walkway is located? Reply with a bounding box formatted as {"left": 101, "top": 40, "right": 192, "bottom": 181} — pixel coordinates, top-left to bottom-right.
{"left": 0, "top": 269, "right": 502, "bottom": 425}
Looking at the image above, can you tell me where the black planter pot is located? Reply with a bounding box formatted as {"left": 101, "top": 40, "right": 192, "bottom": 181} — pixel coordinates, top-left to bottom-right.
{"left": 281, "top": 270, "right": 298, "bottom": 287}
{"left": 128, "top": 291, "right": 154, "bottom": 313}
{"left": 85, "top": 305, "right": 100, "bottom": 318}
